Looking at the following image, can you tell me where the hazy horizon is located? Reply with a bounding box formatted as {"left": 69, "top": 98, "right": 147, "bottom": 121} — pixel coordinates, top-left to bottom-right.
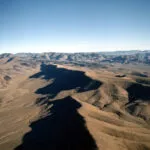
{"left": 0, "top": 49, "right": 150, "bottom": 55}
{"left": 1, "top": 0, "right": 150, "bottom": 53}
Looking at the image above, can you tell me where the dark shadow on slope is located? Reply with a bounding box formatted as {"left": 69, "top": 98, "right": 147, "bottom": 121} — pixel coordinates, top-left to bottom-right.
{"left": 127, "top": 83, "right": 150, "bottom": 102}
{"left": 30, "top": 63, "right": 102, "bottom": 98}
{"left": 15, "top": 96, "right": 98, "bottom": 150}
{"left": 15, "top": 63, "right": 100, "bottom": 150}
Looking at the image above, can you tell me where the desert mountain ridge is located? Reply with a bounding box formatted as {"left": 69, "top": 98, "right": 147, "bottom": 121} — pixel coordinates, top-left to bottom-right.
{"left": 1, "top": 50, "right": 150, "bottom": 65}
{"left": 0, "top": 52, "right": 150, "bottom": 150}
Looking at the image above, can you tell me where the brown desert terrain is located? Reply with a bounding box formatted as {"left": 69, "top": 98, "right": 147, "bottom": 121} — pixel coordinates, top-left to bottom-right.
{"left": 0, "top": 53, "right": 150, "bottom": 150}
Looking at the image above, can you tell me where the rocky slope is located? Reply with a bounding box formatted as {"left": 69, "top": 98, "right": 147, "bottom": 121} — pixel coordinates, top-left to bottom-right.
{"left": 0, "top": 53, "right": 150, "bottom": 150}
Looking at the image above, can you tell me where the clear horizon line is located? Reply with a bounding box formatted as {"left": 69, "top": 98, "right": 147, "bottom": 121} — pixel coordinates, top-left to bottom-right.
{"left": 1, "top": 49, "right": 150, "bottom": 55}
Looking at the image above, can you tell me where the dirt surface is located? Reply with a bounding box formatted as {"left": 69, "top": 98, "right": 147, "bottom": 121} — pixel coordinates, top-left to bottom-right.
{"left": 0, "top": 58, "right": 150, "bottom": 150}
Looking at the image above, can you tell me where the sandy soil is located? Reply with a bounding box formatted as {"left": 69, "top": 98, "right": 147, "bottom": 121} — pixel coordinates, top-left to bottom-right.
{"left": 0, "top": 60, "right": 150, "bottom": 150}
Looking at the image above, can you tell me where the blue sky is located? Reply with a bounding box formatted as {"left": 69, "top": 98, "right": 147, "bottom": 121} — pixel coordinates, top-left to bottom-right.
{"left": 0, "top": 0, "right": 150, "bottom": 53}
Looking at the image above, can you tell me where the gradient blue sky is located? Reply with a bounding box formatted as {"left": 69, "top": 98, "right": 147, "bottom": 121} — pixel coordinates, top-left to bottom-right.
{"left": 0, "top": 0, "right": 150, "bottom": 53}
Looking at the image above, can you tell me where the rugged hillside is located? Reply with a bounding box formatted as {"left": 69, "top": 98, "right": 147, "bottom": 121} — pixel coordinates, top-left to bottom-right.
{"left": 0, "top": 54, "right": 150, "bottom": 150}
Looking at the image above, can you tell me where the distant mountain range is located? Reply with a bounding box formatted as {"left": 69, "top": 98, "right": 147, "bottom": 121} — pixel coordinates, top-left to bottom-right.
{"left": 0, "top": 50, "right": 150, "bottom": 65}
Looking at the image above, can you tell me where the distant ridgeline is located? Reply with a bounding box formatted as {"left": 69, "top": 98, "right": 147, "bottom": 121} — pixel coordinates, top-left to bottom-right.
{"left": 0, "top": 50, "right": 150, "bottom": 65}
